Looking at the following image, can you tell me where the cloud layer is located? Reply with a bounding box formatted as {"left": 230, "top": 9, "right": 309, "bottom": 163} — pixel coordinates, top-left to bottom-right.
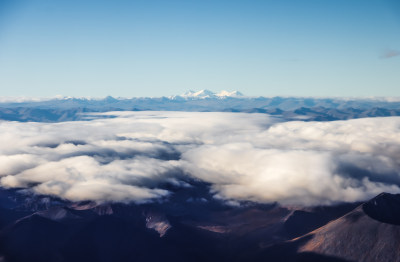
{"left": 1, "top": 112, "right": 400, "bottom": 206}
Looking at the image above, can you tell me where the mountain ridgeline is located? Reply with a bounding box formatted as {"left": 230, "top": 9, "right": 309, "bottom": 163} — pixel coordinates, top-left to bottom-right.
{"left": 1, "top": 90, "right": 400, "bottom": 122}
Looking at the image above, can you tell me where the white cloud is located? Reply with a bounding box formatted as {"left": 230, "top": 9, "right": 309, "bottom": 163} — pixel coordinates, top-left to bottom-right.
{"left": 0, "top": 112, "right": 400, "bottom": 205}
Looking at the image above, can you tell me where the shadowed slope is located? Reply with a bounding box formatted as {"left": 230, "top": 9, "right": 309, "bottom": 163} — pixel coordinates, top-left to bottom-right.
{"left": 297, "top": 193, "right": 400, "bottom": 262}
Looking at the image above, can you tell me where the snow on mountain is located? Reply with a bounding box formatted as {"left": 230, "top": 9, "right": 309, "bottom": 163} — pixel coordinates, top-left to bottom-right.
{"left": 215, "top": 90, "right": 244, "bottom": 97}
{"left": 179, "top": 90, "right": 244, "bottom": 99}
{"left": 180, "top": 89, "right": 215, "bottom": 98}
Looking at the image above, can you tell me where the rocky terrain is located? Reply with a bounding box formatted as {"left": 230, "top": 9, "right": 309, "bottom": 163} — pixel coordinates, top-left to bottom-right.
{"left": 1, "top": 183, "right": 399, "bottom": 261}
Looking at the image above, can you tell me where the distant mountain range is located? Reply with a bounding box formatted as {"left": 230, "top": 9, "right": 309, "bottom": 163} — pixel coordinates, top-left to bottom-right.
{"left": 2, "top": 90, "right": 400, "bottom": 110}
{"left": 1, "top": 90, "right": 400, "bottom": 122}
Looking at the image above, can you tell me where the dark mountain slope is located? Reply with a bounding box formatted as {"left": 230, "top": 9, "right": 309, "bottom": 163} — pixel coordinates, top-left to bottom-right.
{"left": 257, "top": 193, "right": 400, "bottom": 262}
{"left": 0, "top": 188, "right": 398, "bottom": 261}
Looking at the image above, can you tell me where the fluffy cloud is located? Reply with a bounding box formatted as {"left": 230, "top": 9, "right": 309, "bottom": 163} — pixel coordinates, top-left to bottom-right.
{"left": 0, "top": 112, "right": 400, "bottom": 206}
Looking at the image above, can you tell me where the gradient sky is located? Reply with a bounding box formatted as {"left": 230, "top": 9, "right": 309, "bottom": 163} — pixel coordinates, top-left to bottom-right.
{"left": 0, "top": 0, "right": 399, "bottom": 97}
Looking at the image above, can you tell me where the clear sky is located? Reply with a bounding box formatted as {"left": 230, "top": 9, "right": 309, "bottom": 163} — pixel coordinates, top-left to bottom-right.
{"left": 0, "top": 0, "right": 399, "bottom": 97}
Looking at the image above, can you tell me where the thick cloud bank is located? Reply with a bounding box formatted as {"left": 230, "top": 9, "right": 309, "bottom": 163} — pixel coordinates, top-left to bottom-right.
{"left": 0, "top": 112, "right": 400, "bottom": 206}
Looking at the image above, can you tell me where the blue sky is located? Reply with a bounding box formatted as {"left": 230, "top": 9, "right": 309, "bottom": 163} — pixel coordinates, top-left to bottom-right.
{"left": 0, "top": 0, "right": 399, "bottom": 97}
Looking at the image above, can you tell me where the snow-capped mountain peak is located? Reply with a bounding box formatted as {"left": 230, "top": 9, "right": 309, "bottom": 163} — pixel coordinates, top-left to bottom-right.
{"left": 215, "top": 90, "right": 244, "bottom": 97}
{"left": 180, "top": 90, "right": 244, "bottom": 99}
{"left": 181, "top": 89, "right": 215, "bottom": 98}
